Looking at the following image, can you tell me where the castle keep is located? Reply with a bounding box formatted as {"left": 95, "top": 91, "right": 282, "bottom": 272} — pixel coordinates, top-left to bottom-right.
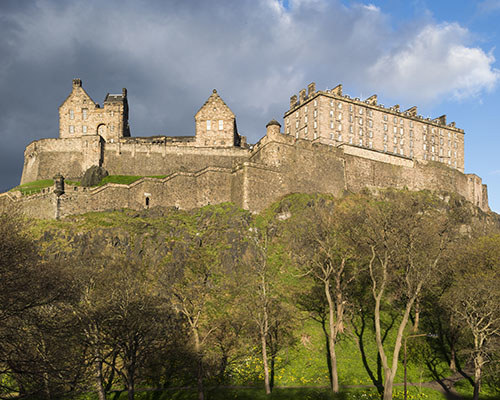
{"left": 0, "top": 79, "right": 489, "bottom": 219}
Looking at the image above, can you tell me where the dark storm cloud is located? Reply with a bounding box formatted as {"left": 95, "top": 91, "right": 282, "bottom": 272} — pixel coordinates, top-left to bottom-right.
{"left": 0, "top": 0, "right": 497, "bottom": 192}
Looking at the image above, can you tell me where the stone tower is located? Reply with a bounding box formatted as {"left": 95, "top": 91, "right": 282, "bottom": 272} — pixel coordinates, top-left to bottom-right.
{"left": 59, "top": 79, "right": 130, "bottom": 142}
{"left": 194, "top": 89, "right": 241, "bottom": 147}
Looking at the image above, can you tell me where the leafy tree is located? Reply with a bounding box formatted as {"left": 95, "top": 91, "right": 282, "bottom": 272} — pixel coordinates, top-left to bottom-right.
{"left": 287, "top": 195, "right": 359, "bottom": 393}
{"left": 348, "top": 190, "right": 463, "bottom": 400}
{"left": 442, "top": 234, "right": 500, "bottom": 400}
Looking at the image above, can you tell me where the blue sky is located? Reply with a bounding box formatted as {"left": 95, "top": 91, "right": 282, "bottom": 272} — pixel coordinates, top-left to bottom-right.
{"left": 0, "top": 0, "right": 499, "bottom": 212}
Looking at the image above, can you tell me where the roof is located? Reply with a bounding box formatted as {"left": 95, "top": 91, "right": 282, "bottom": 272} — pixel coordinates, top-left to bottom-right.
{"left": 104, "top": 93, "right": 126, "bottom": 103}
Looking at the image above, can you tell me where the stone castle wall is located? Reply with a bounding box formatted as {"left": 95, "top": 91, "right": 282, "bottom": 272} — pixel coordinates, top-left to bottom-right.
{"left": 4, "top": 131, "right": 489, "bottom": 218}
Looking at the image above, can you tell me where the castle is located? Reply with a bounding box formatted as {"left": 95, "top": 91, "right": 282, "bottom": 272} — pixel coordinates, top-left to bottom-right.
{"left": 0, "top": 79, "right": 489, "bottom": 219}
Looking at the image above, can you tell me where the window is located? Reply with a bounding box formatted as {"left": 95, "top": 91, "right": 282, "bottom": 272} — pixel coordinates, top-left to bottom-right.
{"left": 286, "top": 127, "right": 290, "bottom": 134}
{"left": 440, "top": 137, "right": 443, "bottom": 145}
{"left": 393, "top": 146, "right": 397, "bottom": 153}
{"left": 394, "top": 116, "right": 398, "bottom": 123}
{"left": 207, "top": 120, "right": 211, "bottom": 130}
{"left": 330, "top": 100, "right": 334, "bottom": 107}
{"left": 432, "top": 155, "right": 435, "bottom": 161}
{"left": 384, "top": 114, "right": 388, "bottom": 121}
{"left": 359, "top": 108, "right": 363, "bottom": 115}
{"left": 359, "top": 139, "right": 363, "bottom": 146}
{"left": 330, "top": 122, "right": 334, "bottom": 129}
{"left": 454, "top": 142, "right": 457, "bottom": 149}
{"left": 314, "top": 100, "right": 317, "bottom": 107}
{"left": 423, "top": 134, "right": 427, "bottom": 141}
{"left": 423, "top": 143, "right": 427, "bottom": 150}
{"left": 439, "top": 148, "right": 443, "bottom": 156}
{"left": 359, "top": 128, "right": 363, "bottom": 136}
{"left": 424, "top": 153, "right": 427, "bottom": 160}
{"left": 330, "top": 110, "right": 334, "bottom": 117}
{"left": 448, "top": 150, "right": 451, "bottom": 157}
{"left": 295, "top": 121, "right": 299, "bottom": 128}
{"left": 330, "top": 133, "right": 334, "bottom": 139}
{"left": 384, "top": 144, "right": 387, "bottom": 152}
{"left": 349, "top": 136, "right": 353, "bottom": 144}
{"left": 349, "top": 115, "right": 353, "bottom": 123}
{"left": 401, "top": 139, "right": 404, "bottom": 145}
{"left": 410, "top": 150, "right": 413, "bottom": 157}
{"left": 369, "top": 110, "right": 373, "bottom": 117}
{"left": 400, "top": 148, "right": 404, "bottom": 155}
{"left": 349, "top": 105, "right": 353, "bottom": 112}
{"left": 69, "top": 109, "right": 74, "bottom": 120}
{"left": 410, "top": 121, "right": 413, "bottom": 128}
{"left": 338, "top": 134, "right": 342, "bottom": 141}
{"left": 394, "top": 137, "right": 398, "bottom": 144}
{"left": 286, "top": 118, "right": 290, "bottom": 125}
{"left": 431, "top": 145, "right": 435, "bottom": 153}
{"left": 369, "top": 131, "right": 373, "bottom": 138}
{"left": 410, "top": 140, "right": 413, "bottom": 148}
{"left": 82, "top": 125, "right": 87, "bottom": 133}
{"left": 110, "top": 111, "right": 114, "bottom": 117}
{"left": 384, "top": 134, "right": 387, "bottom": 142}
{"left": 368, "top": 120, "right": 373, "bottom": 128}
{"left": 349, "top": 125, "right": 353, "bottom": 133}
{"left": 338, "top": 124, "right": 342, "bottom": 131}
{"left": 338, "top": 113, "right": 342, "bottom": 120}
{"left": 314, "top": 110, "right": 317, "bottom": 117}
{"left": 304, "top": 127, "right": 308, "bottom": 135}
{"left": 359, "top": 117, "right": 363, "bottom": 125}
{"left": 400, "top": 127, "right": 404, "bottom": 135}
{"left": 295, "top": 111, "right": 298, "bottom": 117}
{"left": 304, "top": 106, "right": 308, "bottom": 113}
{"left": 384, "top": 124, "right": 388, "bottom": 131}
{"left": 393, "top": 126, "right": 397, "bottom": 133}
{"left": 314, "top": 121, "right": 317, "bottom": 129}
{"left": 82, "top": 108, "right": 88, "bottom": 120}
{"left": 338, "top": 103, "right": 342, "bottom": 109}
{"left": 69, "top": 125, "right": 74, "bottom": 134}
{"left": 400, "top": 118, "right": 403, "bottom": 125}
{"left": 409, "top": 130, "right": 413, "bottom": 138}
{"left": 305, "top": 116, "right": 308, "bottom": 123}
{"left": 219, "top": 120, "right": 223, "bottom": 130}
{"left": 369, "top": 140, "right": 373, "bottom": 148}
{"left": 313, "top": 131, "right": 317, "bottom": 139}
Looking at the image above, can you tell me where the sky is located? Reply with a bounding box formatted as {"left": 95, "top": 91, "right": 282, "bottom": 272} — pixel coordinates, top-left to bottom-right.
{"left": 0, "top": 0, "right": 499, "bottom": 212}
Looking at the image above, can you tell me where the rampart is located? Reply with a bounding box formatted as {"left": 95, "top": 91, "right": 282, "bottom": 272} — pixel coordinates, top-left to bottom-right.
{"left": 1, "top": 128, "right": 489, "bottom": 219}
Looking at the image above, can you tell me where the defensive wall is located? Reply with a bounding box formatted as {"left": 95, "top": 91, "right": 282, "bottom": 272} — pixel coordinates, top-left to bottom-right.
{"left": 1, "top": 123, "right": 489, "bottom": 219}
{"left": 1, "top": 79, "right": 490, "bottom": 218}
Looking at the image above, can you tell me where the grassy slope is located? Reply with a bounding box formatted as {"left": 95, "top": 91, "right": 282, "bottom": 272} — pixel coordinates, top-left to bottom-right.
{"left": 26, "top": 199, "right": 496, "bottom": 400}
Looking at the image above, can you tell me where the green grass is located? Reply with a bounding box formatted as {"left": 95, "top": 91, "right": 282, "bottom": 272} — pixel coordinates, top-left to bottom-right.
{"left": 9, "top": 179, "right": 53, "bottom": 195}
{"left": 98, "top": 175, "right": 167, "bottom": 186}
{"left": 75, "top": 386, "right": 446, "bottom": 400}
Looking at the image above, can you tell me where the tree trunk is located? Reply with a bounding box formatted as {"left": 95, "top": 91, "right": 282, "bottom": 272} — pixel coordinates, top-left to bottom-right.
{"left": 320, "top": 318, "right": 333, "bottom": 387}
{"left": 383, "top": 371, "right": 394, "bottom": 400}
{"left": 324, "top": 278, "right": 339, "bottom": 393}
{"left": 95, "top": 354, "right": 106, "bottom": 400}
{"left": 261, "top": 325, "right": 271, "bottom": 394}
{"left": 270, "top": 354, "right": 276, "bottom": 391}
{"left": 449, "top": 346, "right": 456, "bottom": 372}
{"left": 473, "top": 354, "right": 482, "bottom": 400}
{"left": 193, "top": 329, "right": 204, "bottom": 400}
{"left": 413, "top": 297, "right": 420, "bottom": 333}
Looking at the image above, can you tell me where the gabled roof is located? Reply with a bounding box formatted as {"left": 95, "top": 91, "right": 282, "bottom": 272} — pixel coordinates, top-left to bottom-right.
{"left": 59, "top": 80, "right": 97, "bottom": 109}
{"left": 194, "top": 89, "right": 235, "bottom": 118}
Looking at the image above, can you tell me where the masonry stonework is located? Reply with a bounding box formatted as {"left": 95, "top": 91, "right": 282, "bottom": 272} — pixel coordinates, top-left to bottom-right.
{"left": 1, "top": 79, "right": 490, "bottom": 219}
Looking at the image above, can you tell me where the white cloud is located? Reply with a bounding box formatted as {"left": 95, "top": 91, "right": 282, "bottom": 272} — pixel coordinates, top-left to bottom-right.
{"left": 368, "top": 23, "right": 500, "bottom": 102}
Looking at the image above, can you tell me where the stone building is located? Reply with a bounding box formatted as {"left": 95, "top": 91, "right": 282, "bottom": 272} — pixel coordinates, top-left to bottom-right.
{"left": 0, "top": 79, "right": 490, "bottom": 219}
{"left": 284, "top": 83, "right": 465, "bottom": 172}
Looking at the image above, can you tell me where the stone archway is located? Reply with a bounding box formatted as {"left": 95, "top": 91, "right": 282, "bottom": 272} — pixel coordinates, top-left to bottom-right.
{"left": 97, "top": 124, "right": 106, "bottom": 137}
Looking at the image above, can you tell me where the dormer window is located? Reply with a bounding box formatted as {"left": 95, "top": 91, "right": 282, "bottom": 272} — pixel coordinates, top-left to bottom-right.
{"left": 219, "top": 120, "right": 223, "bottom": 131}
{"left": 207, "top": 120, "right": 211, "bottom": 130}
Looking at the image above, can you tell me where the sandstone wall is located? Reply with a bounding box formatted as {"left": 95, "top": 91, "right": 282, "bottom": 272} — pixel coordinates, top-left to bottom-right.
{"left": 9, "top": 132, "right": 491, "bottom": 219}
